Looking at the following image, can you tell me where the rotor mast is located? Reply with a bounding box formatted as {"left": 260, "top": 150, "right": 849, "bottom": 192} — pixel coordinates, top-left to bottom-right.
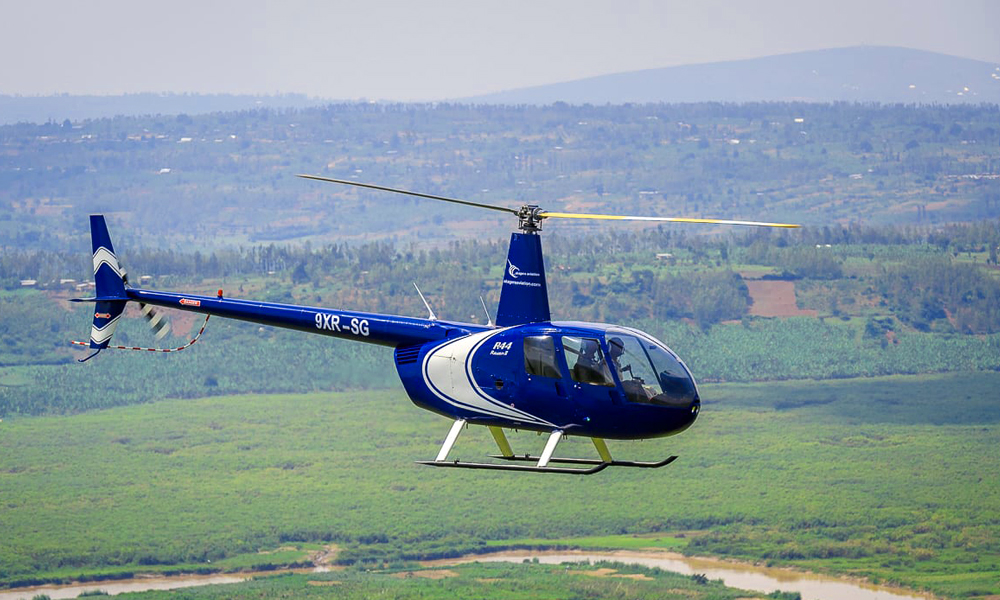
{"left": 516, "top": 205, "right": 545, "bottom": 233}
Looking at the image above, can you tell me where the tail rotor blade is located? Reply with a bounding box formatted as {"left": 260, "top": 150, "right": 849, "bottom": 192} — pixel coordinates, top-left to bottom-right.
{"left": 140, "top": 302, "right": 171, "bottom": 340}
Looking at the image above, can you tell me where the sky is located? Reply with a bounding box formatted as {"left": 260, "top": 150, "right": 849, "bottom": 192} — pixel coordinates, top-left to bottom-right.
{"left": 3, "top": 0, "right": 998, "bottom": 101}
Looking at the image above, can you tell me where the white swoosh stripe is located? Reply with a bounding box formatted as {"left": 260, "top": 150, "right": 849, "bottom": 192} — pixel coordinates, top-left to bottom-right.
{"left": 463, "top": 333, "right": 554, "bottom": 424}
{"left": 422, "top": 329, "right": 554, "bottom": 427}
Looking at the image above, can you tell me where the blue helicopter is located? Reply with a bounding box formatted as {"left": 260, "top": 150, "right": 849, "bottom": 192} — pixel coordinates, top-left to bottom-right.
{"left": 74, "top": 175, "right": 798, "bottom": 474}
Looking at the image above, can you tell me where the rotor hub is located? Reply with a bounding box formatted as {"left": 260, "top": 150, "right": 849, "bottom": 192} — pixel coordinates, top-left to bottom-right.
{"left": 517, "top": 205, "right": 545, "bottom": 233}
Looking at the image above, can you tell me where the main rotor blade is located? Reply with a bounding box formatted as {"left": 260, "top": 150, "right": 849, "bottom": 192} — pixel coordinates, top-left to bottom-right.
{"left": 298, "top": 174, "right": 518, "bottom": 216}
{"left": 539, "top": 211, "right": 801, "bottom": 228}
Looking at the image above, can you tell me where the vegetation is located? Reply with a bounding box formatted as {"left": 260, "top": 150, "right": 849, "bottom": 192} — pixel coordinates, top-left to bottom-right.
{"left": 3, "top": 101, "right": 999, "bottom": 599}
{"left": 1, "top": 102, "right": 998, "bottom": 251}
{"left": 1, "top": 374, "right": 997, "bottom": 597}
{"left": 89, "top": 562, "right": 771, "bottom": 600}
{"left": 3, "top": 217, "right": 1000, "bottom": 417}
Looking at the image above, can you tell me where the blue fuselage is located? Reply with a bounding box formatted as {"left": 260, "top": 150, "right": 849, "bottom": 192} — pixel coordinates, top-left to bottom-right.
{"left": 130, "top": 289, "right": 699, "bottom": 440}
{"left": 396, "top": 322, "right": 699, "bottom": 439}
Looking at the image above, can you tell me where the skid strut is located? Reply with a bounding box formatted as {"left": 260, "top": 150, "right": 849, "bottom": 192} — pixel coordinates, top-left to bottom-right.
{"left": 417, "top": 421, "right": 676, "bottom": 475}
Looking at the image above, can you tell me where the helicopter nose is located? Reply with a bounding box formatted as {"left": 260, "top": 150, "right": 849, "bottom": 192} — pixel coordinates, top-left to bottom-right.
{"left": 675, "top": 392, "right": 700, "bottom": 430}
{"left": 656, "top": 397, "right": 699, "bottom": 437}
{"left": 679, "top": 394, "right": 699, "bottom": 423}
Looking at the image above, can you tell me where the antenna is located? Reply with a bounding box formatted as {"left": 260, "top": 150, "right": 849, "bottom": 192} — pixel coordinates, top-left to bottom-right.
{"left": 413, "top": 283, "right": 437, "bottom": 321}
{"left": 480, "top": 296, "right": 494, "bottom": 328}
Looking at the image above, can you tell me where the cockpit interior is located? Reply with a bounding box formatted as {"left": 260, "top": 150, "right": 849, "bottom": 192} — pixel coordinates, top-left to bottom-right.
{"left": 523, "top": 330, "right": 698, "bottom": 406}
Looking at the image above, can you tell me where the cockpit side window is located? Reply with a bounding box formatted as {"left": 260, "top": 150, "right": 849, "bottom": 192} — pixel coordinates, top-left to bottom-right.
{"left": 524, "top": 335, "right": 562, "bottom": 378}
{"left": 563, "top": 336, "right": 614, "bottom": 386}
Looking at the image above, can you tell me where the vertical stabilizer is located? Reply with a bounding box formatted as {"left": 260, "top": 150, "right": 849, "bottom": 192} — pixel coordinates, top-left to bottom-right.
{"left": 495, "top": 233, "right": 551, "bottom": 326}
{"left": 91, "top": 215, "right": 128, "bottom": 300}
{"left": 88, "top": 215, "right": 128, "bottom": 349}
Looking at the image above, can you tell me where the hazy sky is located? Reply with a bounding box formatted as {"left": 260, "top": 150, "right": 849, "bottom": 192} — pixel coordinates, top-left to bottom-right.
{"left": 4, "top": 0, "right": 998, "bottom": 101}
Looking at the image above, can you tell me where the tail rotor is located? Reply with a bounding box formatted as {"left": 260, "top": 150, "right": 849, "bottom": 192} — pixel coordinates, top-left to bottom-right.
{"left": 140, "top": 302, "right": 171, "bottom": 340}
{"left": 121, "top": 269, "right": 172, "bottom": 341}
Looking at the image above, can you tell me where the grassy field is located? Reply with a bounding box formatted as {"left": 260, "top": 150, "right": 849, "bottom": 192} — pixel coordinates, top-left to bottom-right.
{"left": 1, "top": 373, "right": 998, "bottom": 598}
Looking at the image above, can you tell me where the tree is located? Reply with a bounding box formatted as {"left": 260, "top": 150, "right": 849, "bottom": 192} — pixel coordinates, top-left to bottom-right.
{"left": 291, "top": 261, "right": 310, "bottom": 284}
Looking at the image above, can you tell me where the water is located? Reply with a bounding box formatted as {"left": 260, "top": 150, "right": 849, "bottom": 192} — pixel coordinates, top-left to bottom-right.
{"left": 0, "top": 551, "right": 933, "bottom": 600}
{"left": 0, "top": 574, "right": 251, "bottom": 600}
{"left": 455, "top": 551, "right": 933, "bottom": 600}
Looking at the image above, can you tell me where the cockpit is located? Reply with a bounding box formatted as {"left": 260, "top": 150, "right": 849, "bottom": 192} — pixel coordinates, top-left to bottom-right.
{"left": 523, "top": 329, "right": 698, "bottom": 407}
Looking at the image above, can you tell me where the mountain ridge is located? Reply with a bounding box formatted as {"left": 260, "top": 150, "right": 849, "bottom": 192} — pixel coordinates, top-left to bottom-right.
{"left": 463, "top": 46, "right": 1000, "bottom": 105}
{"left": 3, "top": 47, "right": 997, "bottom": 125}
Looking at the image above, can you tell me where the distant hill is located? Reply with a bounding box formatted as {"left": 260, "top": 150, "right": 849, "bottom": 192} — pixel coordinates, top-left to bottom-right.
{"left": 0, "top": 93, "right": 331, "bottom": 125}
{"left": 465, "top": 46, "right": 1000, "bottom": 105}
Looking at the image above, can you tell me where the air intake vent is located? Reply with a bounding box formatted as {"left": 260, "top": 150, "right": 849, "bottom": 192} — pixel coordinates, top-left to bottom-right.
{"left": 394, "top": 344, "right": 422, "bottom": 365}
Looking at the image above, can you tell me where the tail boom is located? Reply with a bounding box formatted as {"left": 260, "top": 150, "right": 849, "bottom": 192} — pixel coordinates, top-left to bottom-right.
{"left": 126, "top": 288, "right": 475, "bottom": 349}
{"left": 76, "top": 214, "right": 482, "bottom": 357}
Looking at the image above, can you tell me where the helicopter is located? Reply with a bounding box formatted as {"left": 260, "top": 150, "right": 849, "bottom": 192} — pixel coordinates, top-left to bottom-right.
{"left": 74, "top": 175, "right": 799, "bottom": 474}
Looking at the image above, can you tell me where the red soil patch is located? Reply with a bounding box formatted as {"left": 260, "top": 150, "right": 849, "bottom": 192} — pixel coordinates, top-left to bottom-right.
{"left": 745, "top": 280, "right": 817, "bottom": 318}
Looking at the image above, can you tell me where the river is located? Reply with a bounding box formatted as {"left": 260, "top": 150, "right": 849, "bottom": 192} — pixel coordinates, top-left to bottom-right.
{"left": 0, "top": 550, "right": 933, "bottom": 600}
{"left": 440, "top": 551, "right": 935, "bottom": 600}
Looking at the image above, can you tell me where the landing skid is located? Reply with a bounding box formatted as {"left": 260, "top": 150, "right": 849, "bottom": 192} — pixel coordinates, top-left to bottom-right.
{"left": 418, "top": 420, "right": 677, "bottom": 475}
{"left": 488, "top": 454, "right": 678, "bottom": 468}
{"left": 416, "top": 459, "right": 610, "bottom": 475}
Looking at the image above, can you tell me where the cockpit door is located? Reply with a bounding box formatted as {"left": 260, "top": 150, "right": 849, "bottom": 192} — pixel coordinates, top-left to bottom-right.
{"left": 562, "top": 336, "right": 624, "bottom": 415}
{"left": 519, "top": 335, "right": 570, "bottom": 407}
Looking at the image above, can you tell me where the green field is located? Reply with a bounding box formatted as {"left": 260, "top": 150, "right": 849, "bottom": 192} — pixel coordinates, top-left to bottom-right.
{"left": 2, "top": 373, "right": 998, "bottom": 598}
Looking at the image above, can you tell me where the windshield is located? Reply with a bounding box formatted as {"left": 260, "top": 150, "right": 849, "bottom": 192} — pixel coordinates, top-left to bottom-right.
{"left": 605, "top": 332, "right": 697, "bottom": 406}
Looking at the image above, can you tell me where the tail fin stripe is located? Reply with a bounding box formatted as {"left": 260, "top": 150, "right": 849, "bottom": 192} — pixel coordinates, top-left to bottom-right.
{"left": 90, "top": 313, "right": 124, "bottom": 345}
{"left": 92, "top": 247, "right": 124, "bottom": 278}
